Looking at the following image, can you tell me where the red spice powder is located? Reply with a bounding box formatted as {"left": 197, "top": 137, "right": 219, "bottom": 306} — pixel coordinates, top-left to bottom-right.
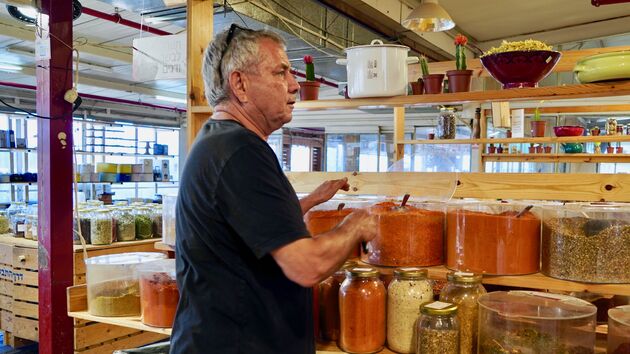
{"left": 339, "top": 276, "right": 386, "bottom": 353}
{"left": 140, "top": 272, "right": 179, "bottom": 327}
{"left": 305, "top": 208, "right": 360, "bottom": 258}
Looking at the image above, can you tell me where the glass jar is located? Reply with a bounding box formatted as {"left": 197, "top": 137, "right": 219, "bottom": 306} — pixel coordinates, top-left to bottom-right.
{"left": 436, "top": 107, "right": 457, "bottom": 140}
{"left": 608, "top": 305, "right": 630, "bottom": 354}
{"left": 7, "top": 202, "right": 27, "bottom": 233}
{"left": 607, "top": 118, "right": 618, "bottom": 135}
{"left": 417, "top": 301, "right": 459, "bottom": 354}
{"left": 114, "top": 201, "right": 128, "bottom": 207}
{"left": 74, "top": 208, "right": 93, "bottom": 245}
{"left": 387, "top": 267, "right": 433, "bottom": 353}
{"left": 30, "top": 215, "right": 38, "bottom": 241}
{"left": 151, "top": 205, "right": 163, "bottom": 239}
{"left": 339, "top": 267, "right": 386, "bottom": 353}
{"left": 13, "top": 213, "right": 27, "bottom": 238}
{"left": 24, "top": 214, "right": 33, "bottom": 240}
{"left": 439, "top": 272, "right": 486, "bottom": 354}
{"left": 0, "top": 209, "right": 9, "bottom": 234}
{"left": 115, "top": 207, "right": 136, "bottom": 241}
{"left": 318, "top": 260, "right": 357, "bottom": 341}
{"left": 90, "top": 209, "right": 113, "bottom": 245}
{"left": 135, "top": 207, "right": 153, "bottom": 239}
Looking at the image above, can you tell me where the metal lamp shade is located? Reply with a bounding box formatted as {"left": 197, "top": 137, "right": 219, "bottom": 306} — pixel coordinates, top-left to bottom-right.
{"left": 402, "top": 0, "right": 455, "bottom": 32}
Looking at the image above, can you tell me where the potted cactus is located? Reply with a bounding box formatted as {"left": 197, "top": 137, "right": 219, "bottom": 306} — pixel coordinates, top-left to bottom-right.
{"left": 420, "top": 56, "right": 444, "bottom": 94}
{"left": 446, "top": 34, "right": 474, "bottom": 93}
{"left": 299, "top": 55, "right": 321, "bottom": 101}
{"left": 530, "top": 106, "right": 547, "bottom": 137}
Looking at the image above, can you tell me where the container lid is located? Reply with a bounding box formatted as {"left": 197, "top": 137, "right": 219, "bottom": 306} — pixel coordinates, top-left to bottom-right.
{"left": 478, "top": 291, "right": 597, "bottom": 320}
{"left": 609, "top": 305, "right": 630, "bottom": 327}
{"left": 94, "top": 209, "right": 110, "bottom": 214}
{"left": 346, "top": 267, "right": 379, "bottom": 278}
{"left": 85, "top": 252, "right": 166, "bottom": 266}
{"left": 138, "top": 258, "right": 175, "bottom": 276}
{"left": 338, "top": 260, "right": 357, "bottom": 271}
{"left": 344, "top": 39, "right": 410, "bottom": 52}
{"left": 447, "top": 271, "right": 483, "bottom": 283}
{"left": 394, "top": 267, "right": 428, "bottom": 279}
{"left": 420, "top": 301, "right": 458, "bottom": 316}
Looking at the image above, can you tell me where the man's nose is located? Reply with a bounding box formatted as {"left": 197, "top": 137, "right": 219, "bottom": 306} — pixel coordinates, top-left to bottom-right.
{"left": 288, "top": 73, "right": 300, "bottom": 94}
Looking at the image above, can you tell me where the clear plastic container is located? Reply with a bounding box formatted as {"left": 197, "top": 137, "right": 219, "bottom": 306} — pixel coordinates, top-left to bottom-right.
{"left": 417, "top": 301, "right": 459, "bottom": 354}
{"left": 138, "top": 259, "right": 178, "bottom": 327}
{"left": 387, "top": 268, "right": 433, "bottom": 353}
{"left": 162, "top": 195, "right": 177, "bottom": 246}
{"left": 478, "top": 291, "right": 597, "bottom": 353}
{"left": 608, "top": 305, "right": 630, "bottom": 354}
{"left": 305, "top": 200, "right": 365, "bottom": 258}
{"left": 439, "top": 272, "right": 486, "bottom": 354}
{"left": 86, "top": 252, "right": 167, "bottom": 317}
{"left": 446, "top": 202, "right": 541, "bottom": 275}
{"left": 115, "top": 207, "right": 136, "bottom": 241}
{"left": 135, "top": 207, "right": 153, "bottom": 239}
{"left": 542, "top": 204, "right": 630, "bottom": 283}
{"left": 339, "top": 267, "right": 386, "bottom": 353}
{"left": 363, "top": 201, "right": 445, "bottom": 267}
{"left": 90, "top": 209, "right": 113, "bottom": 245}
{"left": 151, "top": 205, "right": 163, "bottom": 239}
{"left": 318, "top": 260, "right": 357, "bottom": 341}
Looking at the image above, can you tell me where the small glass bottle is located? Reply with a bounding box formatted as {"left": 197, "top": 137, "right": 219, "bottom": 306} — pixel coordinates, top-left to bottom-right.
{"left": 318, "top": 260, "right": 357, "bottom": 342}
{"left": 24, "top": 214, "right": 33, "bottom": 240}
{"left": 339, "top": 267, "right": 386, "bottom": 353}
{"left": 436, "top": 107, "right": 457, "bottom": 140}
{"left": 90, "top": 209, "right": 113, "bottom": 245}
{"left": 115, "top": 207, "right": 136, "bottom": 241}
{"left": 387, "top": 268, "right": 434, "bottom": 353}
{"left": 439, "top": 272, "right": 486, "bottom": 354}
{"left": 607, "top": 118, "right": 618, "bottom": 136}
{"left": 135, "top": 207, "right": 153, "bottom": 239}
{"left": 417, "top": 301, "right": 459, "bottom": 354}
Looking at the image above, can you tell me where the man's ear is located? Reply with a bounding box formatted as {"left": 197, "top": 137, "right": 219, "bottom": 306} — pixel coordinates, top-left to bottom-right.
{"left": 228, "top": 70, "right": 248, "bottom": 103}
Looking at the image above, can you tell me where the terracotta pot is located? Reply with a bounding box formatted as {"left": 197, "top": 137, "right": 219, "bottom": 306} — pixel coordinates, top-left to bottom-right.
{"left": 299, "top": 81, "right": 321, "bottom": 101}
{"left": 528, "top": 147, "right": 536, "bottom": 153}
{"left": 488, "top": 146, "right": 496, "bottom": 154}
{"left": 544, "top": 146, "right": 552, "bottom": 153}
{"left": 410, "top": 80, "right": 424, "bottom": 95}
{"left": 497, "top": 146, "right": 504, "bottom": 154}
{"left": 427, "top": 133, "right": 435, "bottom": 140}
{"left": 617, "top": 146, "right": 624, "bottom": 154}
{"left": 535, "top": 146, "right": 543, "bottom": 153}
{"left": 530, "top": 120, "right": 547, "bottom": 137}
{"left": 607, "top": 146, "right": 615, "bottom": 153}
{"left": 423, "top": 74, "right": 444, "bottom": 94}
{"left": 446, "top": 70, "right": 473, "bottom": 93}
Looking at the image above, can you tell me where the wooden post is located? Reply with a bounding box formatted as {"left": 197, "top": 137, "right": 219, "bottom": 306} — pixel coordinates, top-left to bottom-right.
{"left": 36, "top": 0, "right": 74, "bottom": 352}
{"left": 187, "top": 0, "right": 214, "bottom": 148}
{"left": 393, "top": 107, "right": 405, "bottom": 161}
{"left": 479, "top": 108, "right": 488, "bottom": 172}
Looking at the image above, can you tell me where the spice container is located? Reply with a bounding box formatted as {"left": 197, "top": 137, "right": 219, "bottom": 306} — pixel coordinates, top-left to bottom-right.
{"left": 417, "top": 301, "right": 459, "bottom": 354}
{"left": 0, "top": 210, "right": 9, "bottom": 234}
{"left": 30, "top": 214, "right": 38, "bottom": 241}
{"left": 542, "top": 204, "right": 630, "bottom": 283}
{"left": 138, "top": 259, "right": 179, "bottom": 327}
{"left": 13, "top": 213, "right": 26, "bottom": 238}
{"left": 446, "top": 201, "right": 541, "bottom": 275}
{"left": 74, "top": 208, "right": 93, "bottom": 245}
{"left": 318, "top": 260, "right": 357, "bottom": 341}
{"left": 305, "top": 200, "right": 361, "bottom": 258}
{"left": 90, "top": 209, "right": 113, "bottom": 245}
{"left": 162, "top": 194, "right": 177, "bottom": 246}
{"left": 135, "top": 207, "right": 153, "bottom": 239}
{"left": 114, "top": 207, "right": 136, "bottom": 241}
{"left": 387, "top": 267, "right": 433, "bottom": 353}
{"left": 86, "top": 252, "right": 166, "bottom": 317}
{"left": 151, "top": 205, "right": 163, "bottom": 239}
{"left": 436, "top": 107, "right": 457, "bottom": 139}
{"left": 339, "top": 267, "right": 386, "bottom": 353}
{"left": 478, "top": 291, "right": 597, "bottom": 353}
{"left": 609, "top": 305, "right": 630, "bottom": 354}
{"left": 24, "top": 214, "right": 33, "bottom": 240}
{"left": 7, "top": 202, "right": 27, "bottom": 233}
{"left": 439, "top": 272, "right": 486, "bottom": 354}
{"left": 363, "top": 201, "right": 444, "bottom": 267}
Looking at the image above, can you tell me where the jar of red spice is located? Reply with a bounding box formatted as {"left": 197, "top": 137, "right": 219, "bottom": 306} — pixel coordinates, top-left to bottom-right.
{"left": 138, "top": 259, "right": 179, "bottom": 328}
{"left": 339, "top": 267, "right": 386, "bottom": 353}
{"left": 305, "top": 200, "right": 366, "bottom": 258}
{"left": 318, "top": 260, "right": 357, "bottom": 342}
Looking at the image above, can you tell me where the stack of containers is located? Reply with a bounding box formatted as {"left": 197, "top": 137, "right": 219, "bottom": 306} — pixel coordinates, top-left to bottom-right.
{"left": 97, "top": 163, "right": 118, "bottom": 182}
{"left": 117, "top": 164, "right": 132, "bottom": 182}
{"left": 131, "top": 159, "right": 154, "bottom": 182}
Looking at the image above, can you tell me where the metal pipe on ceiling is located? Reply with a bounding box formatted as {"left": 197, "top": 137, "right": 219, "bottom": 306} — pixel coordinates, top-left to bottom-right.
{"left": 81, "top": 7, "right": 173, "bottom": 36}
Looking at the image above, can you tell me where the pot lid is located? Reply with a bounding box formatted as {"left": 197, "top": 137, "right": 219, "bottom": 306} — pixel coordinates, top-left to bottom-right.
{"left": 344, "top": 39, "right": 410, "bottom": 52}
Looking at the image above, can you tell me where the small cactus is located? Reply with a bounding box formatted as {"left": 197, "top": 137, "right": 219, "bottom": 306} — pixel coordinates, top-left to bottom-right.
{"left": 420, "top": 56, "right": 430, "bottom": 76}
{"left": 304, "top": 55, "right": 315, "bottom": 81}
{"left": 454, "top": 34, "right": 468, "bottom": 70}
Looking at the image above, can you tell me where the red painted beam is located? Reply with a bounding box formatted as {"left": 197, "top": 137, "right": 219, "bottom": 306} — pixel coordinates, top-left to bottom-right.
{"left": 82, "top": 7, "right": 172, "bottom": 36}
{"left": 37, "top": 0, "right": 74, "bottom": 352}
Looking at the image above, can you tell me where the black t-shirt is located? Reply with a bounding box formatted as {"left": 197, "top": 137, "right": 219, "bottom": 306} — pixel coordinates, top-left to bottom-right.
{"left": 170, "top": 120, "right": 314, "bottom": 354}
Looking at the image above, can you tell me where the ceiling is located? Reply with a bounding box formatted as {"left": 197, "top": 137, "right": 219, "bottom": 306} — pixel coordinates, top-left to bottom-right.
{"left": 0, "top": 0, "right": 628, "bottom": 121}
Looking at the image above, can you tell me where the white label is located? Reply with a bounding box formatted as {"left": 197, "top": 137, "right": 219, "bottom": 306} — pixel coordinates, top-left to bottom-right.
{"left": 511, "top": 109, "right": 525, "bottom": 138}
{"left": 425, "top": 301, "right": 452, "bottom": 310}
{"left": 35, "top": 15, "right": 51, "bottom": 61}
{"left": 17, "top": 224, "right": 26, "bottom": 232}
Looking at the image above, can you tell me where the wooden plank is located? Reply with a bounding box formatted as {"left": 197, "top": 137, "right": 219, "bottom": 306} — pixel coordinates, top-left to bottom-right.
{"left": 13, "top": 285, "right": 38, "bottom": 303}
{"left": 13, "top": 247, "right": 38, "bottom": 271}
{"left": 12, "top": 316, "right": 38, "bottom": 342}
{"left": 67, "top": 285, "right": 87, "bottom": 312}
{"left": 154, "top": 242, "right": 174, "bottom": 252}
{"left": 13, "top": 301, "right": 38, "bottom": 320}
{"left": 73, "top": 241, "right": 163, "bottom": 275}
{"left": 0, "top": 295, "right": 12, "bottom": 311}
{"left": 0, "top": 280, "right": 12, "bottom": 297}
{"left": 393, "top": 107, "right": 405, "bottom": 161}
{"left": 74, "top": 274, "right": 86, "bottom": 285}
{"left": 74, "top": 331, "right": 167, "bottom": 354}
{"left": 0, "top": 243, "right": 13, "bottom": 264}
{"left": 2, "top": 310, "right": 13, "bottom": 332}
{"left": 483, "top": 104, "right": 630, "bottom": 116}
{"left": 294, "top": 80, "right": 630, "bottom": 110}
{"left": 189, "top": 105, "right": 213, "bottom": 113}
{"left": 68, "top": 310, "right": 172, "bottom": 336}
{"left": 2, "top": 331, "right": 33, "bottom": 348}
{"left": 13, "top": 269, "right": 38, "bottom": 287}
{"left": 73, "top": 239, "right": 159, "bottom": 253}
{"left": 401, "top": 135, "right": 630, "bottom": 145}
{"left": 483, "top": 153, "right": 630, "bottom": 163}
{"left": 74, "top": 322, "right": 140, "bottom": 350}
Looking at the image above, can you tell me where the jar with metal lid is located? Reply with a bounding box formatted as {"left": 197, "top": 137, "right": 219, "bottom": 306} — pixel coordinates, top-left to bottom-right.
{"left": 318, "top": 260, "right": 357, "bottom": 341}
{"left": 439, "top": 272, "right": 486, "bottom": 354}
{"left": 13, "top": 213, "right": 27, "bottom": 238}
{"left": 607, "top": 118, "right": 618, "bottom": 135}
{"left": 339, "top": 267, "right": 386, "bottom": 353}
{"left": 388, "top": 267, "right": 434, "bottom": 353}
{"left": 90, "top": 209, "right": 113, "bottom": 245}
{"left": 0, "top": 210, "right": 9, "bottom": 234}
{"left": 115, "top": 207, "right": 136, "bottom": 241}
{"left": 151, "top": 205, "right": 163, "bottom": 239}
{"left": 436, "top": 107, "right": 457, "bottom": 140}
{"left": 417, "top": 301, "right": 459, "bottom": 354}
{"left": 135, "top": 207, "right": 153, "bottom": 239}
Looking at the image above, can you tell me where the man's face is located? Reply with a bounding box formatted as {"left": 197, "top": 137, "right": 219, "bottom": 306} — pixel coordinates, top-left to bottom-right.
{"left": 243, "top": 38, "right": 300, "bottom": 135}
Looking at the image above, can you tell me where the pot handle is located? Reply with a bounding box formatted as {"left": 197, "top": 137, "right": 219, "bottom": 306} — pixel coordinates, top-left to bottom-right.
{"left": 406, "top": 56, "right": 420, "bottom": 64}
{"left": 370, "top": 39, "right": 384, "bottom": 45}
{"left": 336, "top": 58, "right": 348, "bottom": 66}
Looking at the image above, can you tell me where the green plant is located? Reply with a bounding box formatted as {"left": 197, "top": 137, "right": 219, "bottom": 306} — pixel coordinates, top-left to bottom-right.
{"left": 420, "top": 56, "right": 430, "bottom": 76}
{"left": 533, "top": 100, "right": 545, "bottom": 120}
{"left": 304, "top": 55, "right": 315, "bottom": 81}
{"left": 454, "top": 34, "right": 468, "bottom": 70}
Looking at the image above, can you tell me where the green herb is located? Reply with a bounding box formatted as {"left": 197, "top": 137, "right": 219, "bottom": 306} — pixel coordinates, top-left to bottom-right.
{"left": 418, "top": 328, "right": 458, "bottom": 354}
{"left": 116, "top": 213, "right": 136, "bottom": 241}
{"left": 91, "top": 217, "right": 112, "bottom": 245}
{"left": 135, "top": 215, "right": 153, "bottom": 239}
{"left": 0, "top": 215, "right": 9, "bottom": 234}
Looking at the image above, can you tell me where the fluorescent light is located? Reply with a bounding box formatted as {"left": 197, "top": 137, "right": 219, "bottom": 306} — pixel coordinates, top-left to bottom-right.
{"left": 0, "top": 63, "right": 23, "bottom": 71}
{"left": 155, "top": 95, "right": 186, "bottom": 104}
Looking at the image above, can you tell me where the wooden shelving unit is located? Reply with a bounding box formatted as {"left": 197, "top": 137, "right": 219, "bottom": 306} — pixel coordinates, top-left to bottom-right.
{"left": 483, "top": 153, "right": 630, "bottom": 163}
{"left": 400, "top": 135, "right": 630, "bottom": 145}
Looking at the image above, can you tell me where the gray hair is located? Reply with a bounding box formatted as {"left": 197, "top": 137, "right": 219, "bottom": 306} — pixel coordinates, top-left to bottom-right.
{"left": 202, "top": 26, "right": 286, "bottom": 106}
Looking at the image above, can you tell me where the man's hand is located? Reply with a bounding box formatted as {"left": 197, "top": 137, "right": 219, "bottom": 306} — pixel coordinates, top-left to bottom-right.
{"left": 299, "top": 178, "right": 350, "bottom": 214}
{"left": 337, "top": 209, "right": 378, "bottom": 243}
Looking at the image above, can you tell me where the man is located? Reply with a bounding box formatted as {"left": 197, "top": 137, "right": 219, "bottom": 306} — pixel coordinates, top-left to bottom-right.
{"left": 170, "top": 24, "right": 377, "bottom": 354}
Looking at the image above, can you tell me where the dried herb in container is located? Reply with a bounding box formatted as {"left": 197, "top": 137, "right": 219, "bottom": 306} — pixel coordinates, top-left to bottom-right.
{"left": 135, "top": 207, "right": 153, "bottom": 239}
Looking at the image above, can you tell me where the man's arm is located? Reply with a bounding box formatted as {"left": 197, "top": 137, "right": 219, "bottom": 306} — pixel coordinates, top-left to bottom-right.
{"left": 299, "top": 178, "right": 350, "bottom": 215}
{"left": 271, "top": 210, "right": 376, "bottom": 287}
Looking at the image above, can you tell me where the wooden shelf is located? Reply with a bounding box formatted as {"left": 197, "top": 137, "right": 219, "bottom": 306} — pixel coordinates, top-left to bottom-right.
{"left": 0, "top": 234, "right": 160, "bottom": 251}
{"left": 482, "top": 153, "right": 630, "bottom": 163}
{"left": 154, "top": 241, "right": 174, "bottom": 252}
{"left": 400, "top": 135, "right": 630, "bottom": 145}
{"left": 294, "top": 81, "right": 630, "bottom": 110}
{"left": 75, "top": 150, "right": 176, "bottom": 158}
{"left": 317, "top": 342, "right": 395, "bottom": 354}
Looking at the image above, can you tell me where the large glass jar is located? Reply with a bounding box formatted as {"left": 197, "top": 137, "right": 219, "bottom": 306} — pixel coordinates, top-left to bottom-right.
{"left": 387, "top": 268, "right": 433, "bottom": 353}
{"left": 439, "top": 272, "right": 487, "bottom": 354}
{"left": 609, "top": 305, "right": 630, "bottom": 354}
{"left": 318, "top": 260, "right": 357, "bottom": 341}
{"left": 436, "top": 107, "right": 456, "bottom": 140}
{"left": 151, "top": 205, "right": 163, "bottom": 239}
{"left": 135, "top": 207, "right": 153, "bottom": 239}
{"left": 13, "top": 213, "right": 26, "bottom": 238}
{"left": 339, "top": 267, "right": 386, "bottom": 353}
{"left": 74, "top": 208, "right": 93, "bottom": 245}
{"left": 115, "top": 207, "right": 136, "bottom": 241}
{"left": 90, "top": 209, "right": 113, "bottom": 245}
{"left": 417, "top": 301, "right": 459, "bottom": 354}
{"left": 0, "top": 209, "right": 10, "bottom": 234}
{"left": 7, "top": 202, "right": 27, "bottom": 233}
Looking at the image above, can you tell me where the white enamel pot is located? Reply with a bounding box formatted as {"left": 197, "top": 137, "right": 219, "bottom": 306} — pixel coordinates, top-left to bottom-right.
{"left": 336, "top": 39, "right": 419, "bottom": 98}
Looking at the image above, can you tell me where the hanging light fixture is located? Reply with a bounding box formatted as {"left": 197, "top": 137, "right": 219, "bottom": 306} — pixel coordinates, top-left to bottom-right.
{"left": 6, "top": 0, "right": 82, "bottom": 25}
{"left": 402, "top": 0, "right": 455, "bottom": 32}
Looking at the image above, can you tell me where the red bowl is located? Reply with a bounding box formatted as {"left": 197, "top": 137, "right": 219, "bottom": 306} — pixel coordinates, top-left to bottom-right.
{"left": 480, "top": 50, "right": 562, "bottom": 89}
{"left": 553, "top": 126, "right": 585, "bottom": 137}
